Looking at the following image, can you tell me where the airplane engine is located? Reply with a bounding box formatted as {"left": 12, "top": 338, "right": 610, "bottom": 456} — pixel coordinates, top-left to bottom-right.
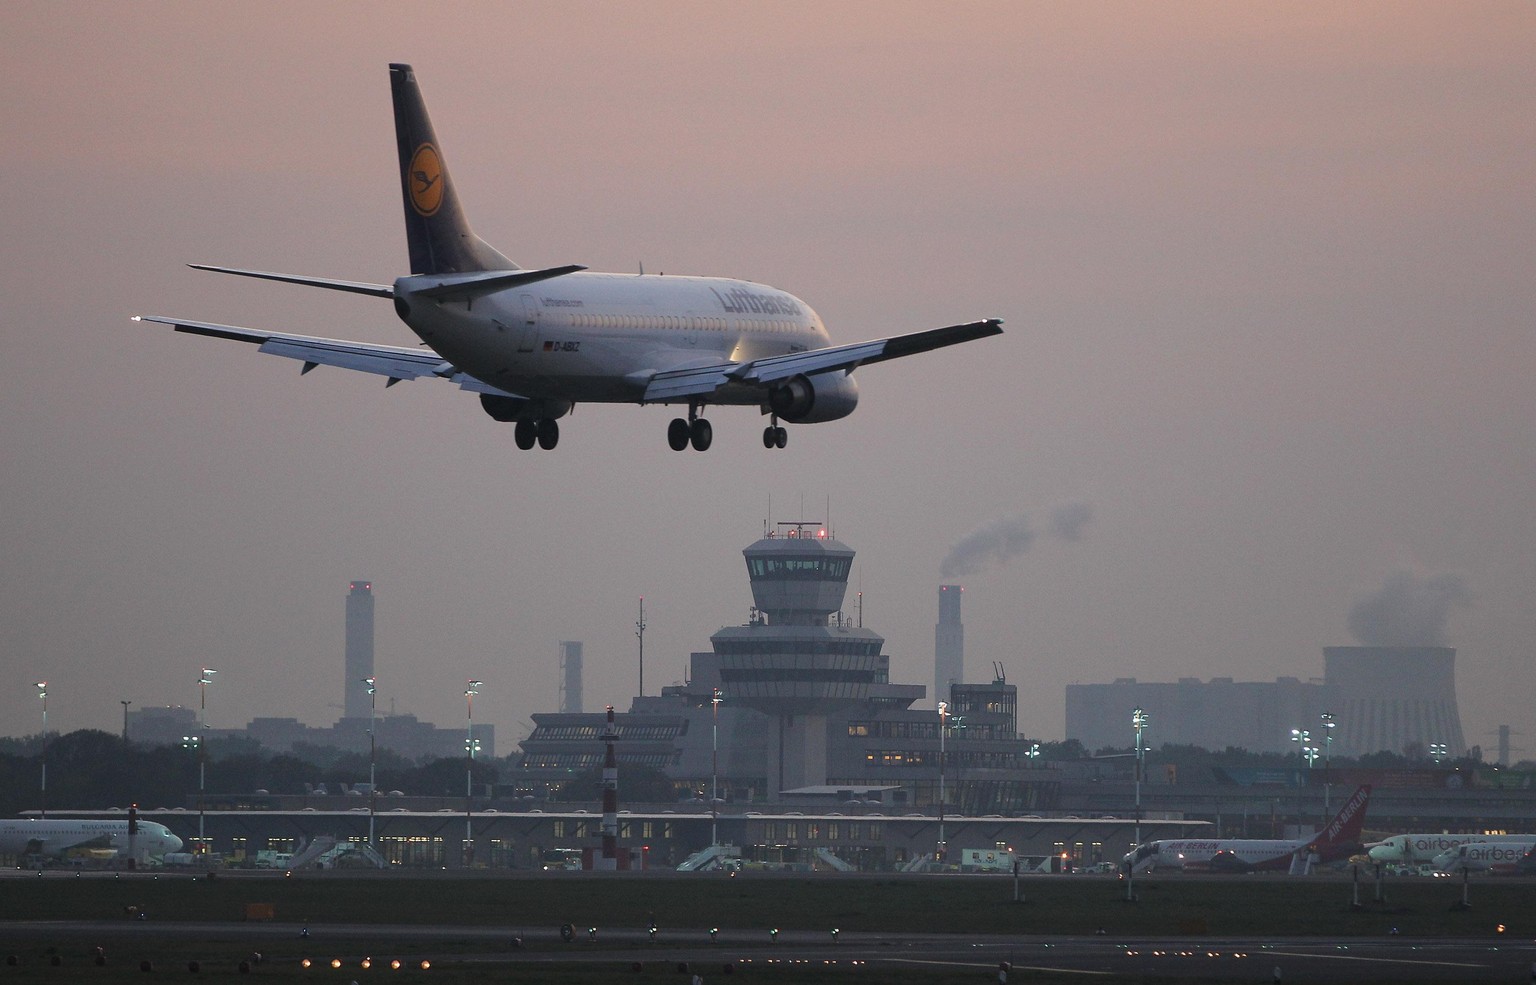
{"left": 767, "top": 371, "right": 859, "bottom": 423}
{"left": 479, "top": 394, "right": 571, "bottom": 422}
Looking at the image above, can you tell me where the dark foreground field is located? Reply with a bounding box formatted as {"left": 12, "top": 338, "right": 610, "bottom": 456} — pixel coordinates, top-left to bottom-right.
{"left": 1, "top": 870, "right": 1528, "bottom": 936}
{"left": 0, "top": 871, "right": 1530, "bottom": 984}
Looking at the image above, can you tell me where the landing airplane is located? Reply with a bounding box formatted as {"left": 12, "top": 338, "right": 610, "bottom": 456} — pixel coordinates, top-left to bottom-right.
{"left": 136, "top": 64, "right": 1002, "bottom": 451}
{"left": 1125, "top": 785, "right": 1371, "bottom": 874}
{"left": 0, "top": 818, "right": 182, "bottom": 860}
{"left": 1366, "top": 832, "right": 1536, "bottom": 867}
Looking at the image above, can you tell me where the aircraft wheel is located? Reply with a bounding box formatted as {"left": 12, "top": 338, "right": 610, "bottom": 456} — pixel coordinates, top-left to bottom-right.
{"left": 773, "top": 426, "right": 788, "bottom": 448}
{"left": 763, "top": 426, "right": 777, "bottom": 449}
{"left": 690, "top": 418, "right": 713, "bottom": 451}
{"left": 537, "top": 418, "right": 560, "bottom": 450}
{"left": 514, "top": 419, "right": 537, "bottom": 450}
{"left": 667, "top": 418, "right": 691, "bottom": 451}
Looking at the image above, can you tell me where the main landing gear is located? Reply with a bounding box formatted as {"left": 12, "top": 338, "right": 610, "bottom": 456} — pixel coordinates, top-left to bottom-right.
{"left": 667, "top": 405, "right": 712, "bottom": 451}
{"left": 666, "top": 407, "right": 790, "bottom": 451}
{"left": 514, "top": 418, "right": 560, "bottom": 450}
{"left": 762, "top": 414, "right": 788, "bottom": 449}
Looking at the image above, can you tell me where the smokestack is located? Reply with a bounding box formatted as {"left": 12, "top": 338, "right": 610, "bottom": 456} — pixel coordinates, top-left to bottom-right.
{"left": 936, "top": 585, "right": 963, "bottom": 707}
{"left": 559, "top": 641, "right": 583, "bottom": 714}
{"left": 596, "top": 705, "right": 619, "bottom": 871}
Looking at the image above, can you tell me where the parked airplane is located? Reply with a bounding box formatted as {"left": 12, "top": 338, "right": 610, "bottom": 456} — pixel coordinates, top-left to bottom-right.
{"left": 1366, "top": 832, "right": 1536, "bottom": 867}
{"left": 1432, "top": 840, "right": 1536, "bottom": 875}
{"left": 0, "top": 818, "right": 182, "bottom": 859}
{"left": 1125, "top": 785, "right": 1371, "bottom": 874}
{"left": 137, "top": 64, "right": 1002, "bottom": 451}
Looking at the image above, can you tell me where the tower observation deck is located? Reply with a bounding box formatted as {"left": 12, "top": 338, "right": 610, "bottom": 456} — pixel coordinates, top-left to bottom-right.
{"left": 712, "top": 522, "right": 891, "bottom": 790}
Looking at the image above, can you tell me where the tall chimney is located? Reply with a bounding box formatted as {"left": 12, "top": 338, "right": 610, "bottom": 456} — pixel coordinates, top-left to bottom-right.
{"left": 935, "top": 585, "right": 963, "bottom": 707}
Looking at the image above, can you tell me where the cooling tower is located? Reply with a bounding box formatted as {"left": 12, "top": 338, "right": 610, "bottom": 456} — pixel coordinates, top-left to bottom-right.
{"left": 1323, "top": 646, "right": 1465, "bottom": 758}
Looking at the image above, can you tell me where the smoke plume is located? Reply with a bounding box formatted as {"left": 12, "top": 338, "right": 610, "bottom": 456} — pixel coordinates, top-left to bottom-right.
{"left": 940, "top": 502, "right": 1093, "bottom": 578}
{"left": 1050, "top": 502, "right": 1095, "bottom": 542}
{"left": 1347, "top": 569, "right": 1471, "bottom": 647}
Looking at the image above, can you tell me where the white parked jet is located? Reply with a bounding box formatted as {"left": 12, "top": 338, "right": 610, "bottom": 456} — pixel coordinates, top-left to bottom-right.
{"left": 1432, "top": 840, "right": 1536, "bottom": 875}
{"left": 1125, "top": 785, "right": 1371, "bottom": 874}
{"left": 1366, "top": 832, "right": 1536, "bottom": 867}
{"left": 136, "top": 64, "right": 1002, "bottom": 451}
{"left": 0, "top": 818, "right": 182, "bottom": 860}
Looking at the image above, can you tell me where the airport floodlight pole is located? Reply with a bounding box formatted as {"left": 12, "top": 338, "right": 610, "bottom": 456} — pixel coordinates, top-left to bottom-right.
{"left": 936, "top": 701, "right": 949, "bottom": 866}
{"left": 365, "top": 676, "right": 378, "bottom": 848}
{"left": 636, "top": 598, "right": 646, "bottom": 698}
{"left": 36, "top": 682, "right": 48, "bottom": 819}
{"left": 1129, "top": 707, "right": 1148, "bottom": 902}
{"left": 198, "top": 668, "right": 216, "bottom": 852}
{"left": 1320, "top": 712, "right": 1335, "bottom": 814}
{"left": 464, "top": 679, "right": 483, "bottom": 866}
{"left": 711, "top": 688, "right": 723, "bottom": 847}
{"left": 1430, "top": 741, "right": 1448, "bottom": 765}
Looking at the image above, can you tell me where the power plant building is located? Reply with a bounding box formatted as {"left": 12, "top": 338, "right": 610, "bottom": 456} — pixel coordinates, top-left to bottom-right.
{"left": 1065, "top": 646, "right": 1467, "bottom": 758}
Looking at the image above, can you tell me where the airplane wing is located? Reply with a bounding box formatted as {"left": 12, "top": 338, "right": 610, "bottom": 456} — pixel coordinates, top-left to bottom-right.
{"left": 642, "top": 318, "right": 1002, "bottom": 403}
{"left": 132, "top": 316, "right": 520, "bottom": 397}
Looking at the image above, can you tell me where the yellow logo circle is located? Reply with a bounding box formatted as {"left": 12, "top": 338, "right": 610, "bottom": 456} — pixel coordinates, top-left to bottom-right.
{"left": 408, "top": 143, "right": 444, "bottom": 216}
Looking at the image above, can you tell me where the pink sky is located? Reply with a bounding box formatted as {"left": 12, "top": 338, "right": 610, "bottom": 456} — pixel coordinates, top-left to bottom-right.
{"left": 2, "top": 2, "right": 1533, "bottom": 761}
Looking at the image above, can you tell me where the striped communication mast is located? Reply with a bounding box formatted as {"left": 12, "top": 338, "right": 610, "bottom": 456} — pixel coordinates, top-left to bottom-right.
{"left": 596, "top": 704, "right": 620, "bottom": 870}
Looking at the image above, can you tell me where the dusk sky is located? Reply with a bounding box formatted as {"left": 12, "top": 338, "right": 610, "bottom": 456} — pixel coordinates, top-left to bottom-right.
{"left": 4, "top": 3, "right": 1533, "bottom": 760}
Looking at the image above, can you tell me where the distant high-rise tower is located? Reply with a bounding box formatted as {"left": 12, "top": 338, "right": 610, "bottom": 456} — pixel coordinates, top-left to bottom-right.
{"left": 936, "top": 585, "right": 964, "bottom": 706}
{"left": 344, "top": 580, "right": 375, "bottom": 720}
{"left": 559, "top": 641, "right": 584, "bottom": 714}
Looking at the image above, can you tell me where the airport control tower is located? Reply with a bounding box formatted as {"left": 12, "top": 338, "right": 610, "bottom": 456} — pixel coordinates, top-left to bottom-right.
{"left": 711, "top": 522, "right": 890, "bottom": 793}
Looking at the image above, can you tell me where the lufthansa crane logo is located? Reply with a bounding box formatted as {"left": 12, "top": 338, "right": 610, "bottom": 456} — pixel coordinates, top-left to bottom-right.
{"left": 408, "top": 143, "right": 444, "bottom": 216}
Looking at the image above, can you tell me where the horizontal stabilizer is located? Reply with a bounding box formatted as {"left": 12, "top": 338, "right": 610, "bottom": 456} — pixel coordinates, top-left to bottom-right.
{"left": 188, "top": 265, "right": 394, "bottom": 298}
{"left": 406, "top": 264, "right": 587, "bottom": 301}
{"left": 132, "top": 315, "right": 522, "bottom": 400}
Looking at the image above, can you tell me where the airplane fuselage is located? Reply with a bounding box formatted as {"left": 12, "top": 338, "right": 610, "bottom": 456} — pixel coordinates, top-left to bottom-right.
{"left": 1129, "top": 838, "right": 1314, "bottom": 873}
{"left": 1367, "top": 832, "right": 1536, "bottom": 866}
{"left": 1432, "top": 840, "right": 1536, "bottom": 874}
{"left": 396, "top": 272, "right": 831, "bottom": 407}
{"left": 0, "top": 819, "right": 182, "bottom": 859}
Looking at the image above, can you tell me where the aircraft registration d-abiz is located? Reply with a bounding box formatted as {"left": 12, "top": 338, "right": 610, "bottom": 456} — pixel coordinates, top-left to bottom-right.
{"left": 137, "top": 64, "right": 1002, "bottom": 451}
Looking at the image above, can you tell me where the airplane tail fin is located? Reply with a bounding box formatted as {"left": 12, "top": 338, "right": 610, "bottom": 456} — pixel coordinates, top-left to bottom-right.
{"left": 389, "top": 63, "right": 517, "bottom": 275}
{"left": 1314, "top": 785, "right": 1372, "bottom": 848}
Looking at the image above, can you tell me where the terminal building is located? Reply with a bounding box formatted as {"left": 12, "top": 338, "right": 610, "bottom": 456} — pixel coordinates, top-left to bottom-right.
{"left": 514, "top": 522, "right": 1057, "bottom": 815}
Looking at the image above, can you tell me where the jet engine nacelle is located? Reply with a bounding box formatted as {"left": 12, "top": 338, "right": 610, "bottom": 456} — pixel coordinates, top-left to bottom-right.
{"left": 767, "top": 371, "right": 859, "bottom": 423}
{"left": 478, "top": 394, "right": 571, "bottom": 422}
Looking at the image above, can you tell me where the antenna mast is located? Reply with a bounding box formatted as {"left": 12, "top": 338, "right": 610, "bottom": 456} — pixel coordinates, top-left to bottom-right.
{"left": 636, "top": 597, "right": 647, "bottom": 697}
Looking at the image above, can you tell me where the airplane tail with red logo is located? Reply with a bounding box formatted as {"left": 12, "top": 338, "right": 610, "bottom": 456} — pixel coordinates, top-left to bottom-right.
{"left": 389, "top": 64, "right": 517, "bottom": 275}
{"left": 1309, "top": 784, "right": 1372, "bottom": 858}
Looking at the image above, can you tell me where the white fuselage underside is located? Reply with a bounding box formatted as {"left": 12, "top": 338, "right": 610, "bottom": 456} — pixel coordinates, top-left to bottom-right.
{"left": 398, "top": 271, "right": 831, "bottom": 405}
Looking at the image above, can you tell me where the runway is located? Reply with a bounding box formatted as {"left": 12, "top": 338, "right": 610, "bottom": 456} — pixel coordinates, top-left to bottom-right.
{"left": 2, "top": 919, "right": 1531, "bottom": 982}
